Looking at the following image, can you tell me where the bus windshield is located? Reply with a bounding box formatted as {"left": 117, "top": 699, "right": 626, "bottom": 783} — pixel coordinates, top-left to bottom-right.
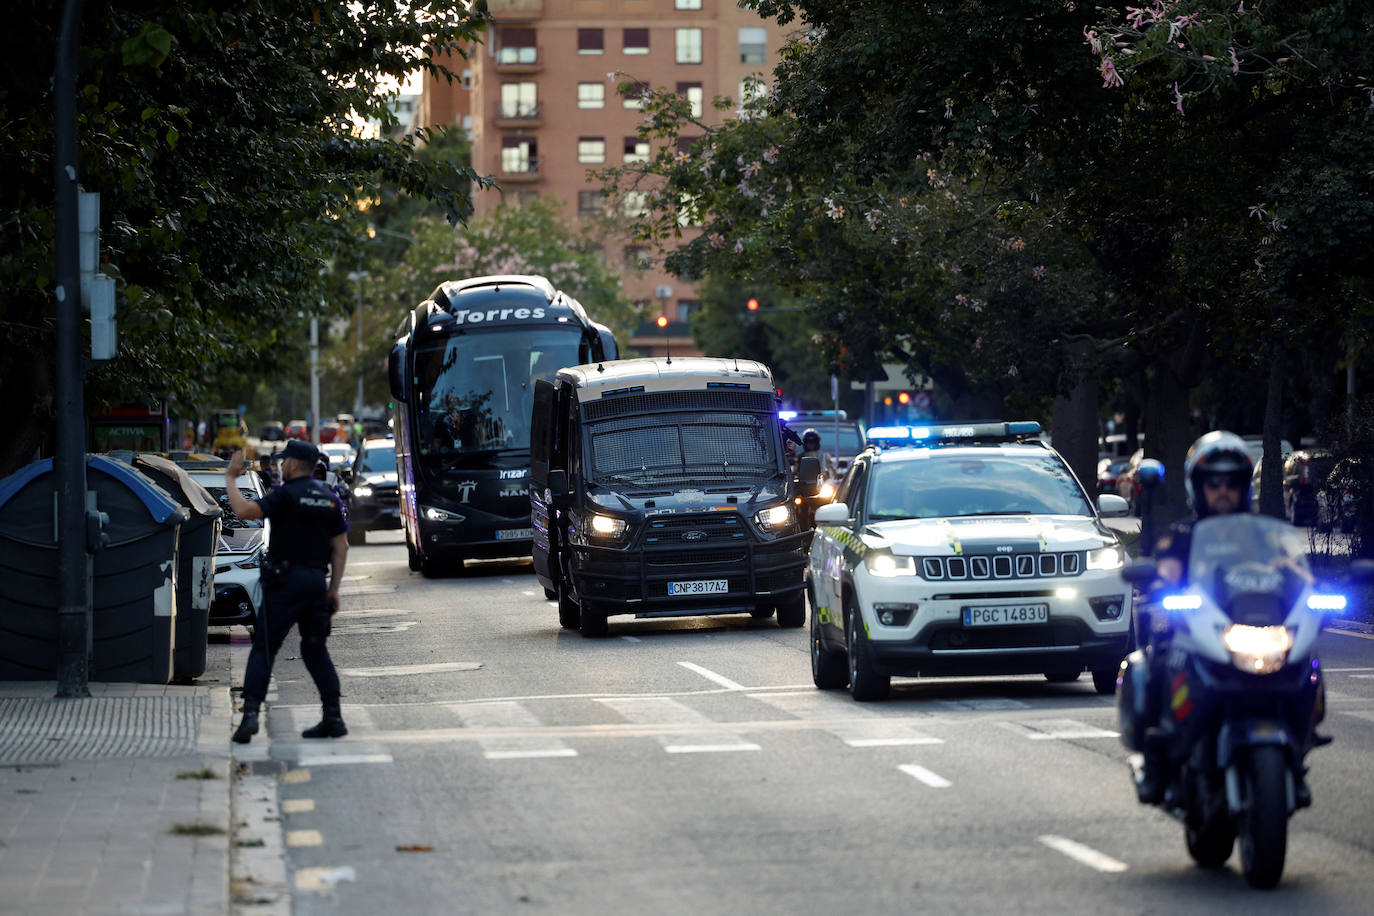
{"left": 415, "top": 326, "right": 584, "bottom": 458}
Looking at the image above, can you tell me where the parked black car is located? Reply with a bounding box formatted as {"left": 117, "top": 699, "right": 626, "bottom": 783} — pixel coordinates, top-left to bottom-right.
{"left": 347, "top": 438, "right": 400, "bottom": 545}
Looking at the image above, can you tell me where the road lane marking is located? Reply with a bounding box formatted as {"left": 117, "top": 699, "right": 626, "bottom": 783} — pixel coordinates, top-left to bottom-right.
{"left": 282, "top": 799, "right": 315, "bottom": 814}
{"left": 346, "top": 560, "right": 404, "bottom": 567}
{"left": 1038, "top": 835, "right": 1128, "bottom": 873}
{"left": 598, "top": 696, "right": 760, "bottom": 753}
{"left": 281, "top": 769, "right": 311, "bottom": 784}
{"left": 339, "top": 662, "right": 482, "bottom": 677}
{"left": 1324, "top": 628, "right": 1374, "bottom": 641}
{"left": 285, "top": 829, "right": 323, "bottom": 847}
{"left": 1340, "top": 710, "right": 1374, "bottom": 723}
{"left": 998, "top": 719, "right": 1120, "bottom": 740}
{"left": 447, "top": 701, "right": 579, "bottom": 760}
{"left": 334, "top": 608, "right": 411, "bottom": 619}
{"left": 338, "top": 584, "right": 398, "bottom": 596}
{"left": 295, "top": 866, "right": 355, "bottom": 892}
{"left": 521, "top": 590, "right": 538, "bottom": 597}
{"left": 936, "top": 698, "right": 1030, "bottom": 711}
{"left": 294, "top": 753, "right": 394, "bottom": 766}
{"left": 898, "top": 764, "right": 951, "bottom": 788}
{"left": 749, "top": 691, "right": 943, "bottom": 747}
{"left": 678, "top": 661, "right": 746, "bottom": 691}
{"left": 1325, "top": 667, "right": 1374, "bottom": 672}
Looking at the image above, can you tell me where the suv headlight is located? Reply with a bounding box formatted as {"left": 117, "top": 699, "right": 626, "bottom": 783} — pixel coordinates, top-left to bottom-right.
{"left": 754, "top": 503, "right": 795, "bottom": 532}
{"left": 1221, "top": 624, "right": 1293, "bottom": 674}
{"left": 423, "top": 506, "right": 465, "bottom": 523}
{"left": 1085, "top": 545, "right": 1124, "bottom": 571}
{"left": 353, "top": 485, "right": 374, "bottom": 498}
{"left": 864, "top": 551, "right": 916, "bottom": 578}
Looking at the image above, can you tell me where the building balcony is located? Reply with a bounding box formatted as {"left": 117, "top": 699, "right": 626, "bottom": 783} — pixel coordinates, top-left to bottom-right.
{"left": 494, "top": 103, "right": 542, "bottom": 129}
{"left": 493, "top": 49, "right": 543, "bottom": 74}
{"left": 487, "top": 0, "right": 543, "bottom": 20}
{"left": 499, "top": 157, "right": 543, "bottom": 184}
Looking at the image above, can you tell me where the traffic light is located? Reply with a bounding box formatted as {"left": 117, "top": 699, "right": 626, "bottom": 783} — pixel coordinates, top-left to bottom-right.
{"left": 898, "top": 391, "right": 911, "bottom": 406}
{"left": 746, "top": 298, "right": 760, "bottom": 311}
{"left": 655, "top": 315, "right": 669, "bottom": 328}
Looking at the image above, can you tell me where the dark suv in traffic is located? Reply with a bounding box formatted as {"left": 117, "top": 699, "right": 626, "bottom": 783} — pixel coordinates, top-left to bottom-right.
{"left": 347, "top": 438, "right": 400, "bottom": 545}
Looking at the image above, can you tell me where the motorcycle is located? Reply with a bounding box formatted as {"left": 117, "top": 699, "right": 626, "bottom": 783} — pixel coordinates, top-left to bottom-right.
{"left": 1118, "top": 513, "right": 1373, "bottom": 888}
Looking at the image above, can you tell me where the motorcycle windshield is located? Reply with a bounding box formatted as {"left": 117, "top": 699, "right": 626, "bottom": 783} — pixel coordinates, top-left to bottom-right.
{"left": 1187, "top": 515, "right": 1313, "bottom": 623}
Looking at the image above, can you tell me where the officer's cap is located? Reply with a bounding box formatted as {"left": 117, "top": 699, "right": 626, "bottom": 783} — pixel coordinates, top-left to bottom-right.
{"left": 281, "top": 439, "right": 319, "bottom": 467}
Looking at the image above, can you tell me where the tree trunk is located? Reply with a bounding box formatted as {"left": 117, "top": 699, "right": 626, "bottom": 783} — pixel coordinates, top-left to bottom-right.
{"left": 1143, "top": 362, "right": 1194, "bottom": 529}
{"left": 1052, "top": 371, "right": 1100, "bottom": 501}
{"left": 1260, "top": 348, "right": 1286, "bottom": 518}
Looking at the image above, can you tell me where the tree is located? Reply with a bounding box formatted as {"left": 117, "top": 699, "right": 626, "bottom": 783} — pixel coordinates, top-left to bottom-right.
{"left": 0, "top": 1, "right": 487, "bottom": 476}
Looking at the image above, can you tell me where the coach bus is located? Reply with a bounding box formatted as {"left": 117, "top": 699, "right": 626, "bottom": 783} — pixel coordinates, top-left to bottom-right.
{"left": 387, "top": 275, "right": 617, "bottom": 576}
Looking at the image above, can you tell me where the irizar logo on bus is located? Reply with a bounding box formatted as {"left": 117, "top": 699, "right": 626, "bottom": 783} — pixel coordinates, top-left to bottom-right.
{"left": 451, "top": 307, "right": 547, "bottom": 325}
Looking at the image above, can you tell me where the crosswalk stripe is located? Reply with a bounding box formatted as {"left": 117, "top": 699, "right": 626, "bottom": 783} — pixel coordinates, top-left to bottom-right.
{"left": 997, "top": 719, "right": 1119, "bottom": 740}
{"left": 281, "top": 706, "right": 394, "bottom": 766}
{"left": 898, "top": 764, "right": 951, "bottom": 788}
{"left": 446, "top": 701, "right": 579, "bottom": 760}
{"left": 748, "top": 692, "right": 943, "bottom": 747}
{"left": 597, "top": 696, "right": 760, "bottom": 753}
{"left": 1038, "top": 835, "right": 1128, "bottom": 873}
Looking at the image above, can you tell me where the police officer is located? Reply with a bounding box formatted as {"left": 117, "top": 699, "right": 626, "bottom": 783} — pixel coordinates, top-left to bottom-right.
{"left": 800, "top": 428, "right": 837, "bottom": 478}
{"left": 1135, "top": 430, "right": 1252, "bottom": 800}
{"left": 226, "top": 439, "right": 350, "bottom": 744}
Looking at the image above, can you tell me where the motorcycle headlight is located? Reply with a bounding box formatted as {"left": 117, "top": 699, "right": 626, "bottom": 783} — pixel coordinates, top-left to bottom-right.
{"left": 817, "top": 480, "right": 836, "bottom": 501}
{"left": 864, "top": 552, "right": 916, "bottom": 578}
{"left": 423, "top": 506, "right": 465, "bottom": 523}
{"left": 353, "top": 485, "right": 374, "bottom": 498}
{"left": 1085, "top": 545, "right": 1124, "bottom": 571}
{"left": 1221, "top": 624, "right": 1293, "bottom": 675}
{"left": 754, "top": 504, "right": 794, "bottom": 532}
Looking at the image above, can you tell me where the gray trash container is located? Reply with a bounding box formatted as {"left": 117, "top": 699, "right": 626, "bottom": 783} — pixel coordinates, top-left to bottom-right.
{"left": 0, "top": 454, "right": 189, "bottom": 683}
{"left": 132, "top": 454, "right": 222, "bottom": 680}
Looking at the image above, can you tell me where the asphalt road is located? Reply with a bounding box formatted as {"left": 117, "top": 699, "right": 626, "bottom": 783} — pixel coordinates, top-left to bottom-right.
{"left": 234, "top": 531, "right": 1374, "bottom": 914}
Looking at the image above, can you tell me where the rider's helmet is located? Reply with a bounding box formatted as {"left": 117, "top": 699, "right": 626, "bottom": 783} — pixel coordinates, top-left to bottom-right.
{"left": 313, "top": 457, "right": 329, "bottom": 481}
{"left": 1184, "top": 430, "right": 1253, "bottom": 518}
{"left": 802, "top": 428, "right": 821, "bottom": 451}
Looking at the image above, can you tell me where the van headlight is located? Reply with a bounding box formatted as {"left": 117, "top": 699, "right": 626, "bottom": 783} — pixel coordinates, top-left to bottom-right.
{"left": 353, "top": 485, "right": 374, "bottom": 498}
{"left": 1085, "top": 545, "right": 1124, "bottom": 571}
{"left": 1221, "top": 624, "right": 1293, "bottom": 674}
{"left": 864, "top": 552, "right": 916, "bottom": 578}
{"left": 754, "top": 504, "right": 794, "bottom": 532}
{"left": 581, "top": 513, "right": 628, "bottom": 543}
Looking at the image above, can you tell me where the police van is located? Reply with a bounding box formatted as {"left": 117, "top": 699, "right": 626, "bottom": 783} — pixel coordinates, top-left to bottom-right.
{"left": 529, "top": 357, "right": 820, "bottom": 637}
{"left": 808, "top": 421, "right": 1134, "bottom": 700}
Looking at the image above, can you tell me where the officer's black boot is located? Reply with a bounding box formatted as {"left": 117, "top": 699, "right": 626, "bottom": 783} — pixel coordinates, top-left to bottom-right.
{"left": 302, "top": 699, "right": 348, "bottom": 739}
{"left": 232, "top": 697, "right": 261, "bottom": 744}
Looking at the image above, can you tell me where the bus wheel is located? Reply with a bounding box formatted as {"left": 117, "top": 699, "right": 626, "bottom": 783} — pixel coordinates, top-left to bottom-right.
{"left": 557, "top": 581, "right": 580, "bottom": 630}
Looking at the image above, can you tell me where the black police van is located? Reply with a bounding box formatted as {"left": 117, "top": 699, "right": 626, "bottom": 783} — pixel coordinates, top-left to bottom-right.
{"left": 387, "top": 275, "right": 617, "bottom": 576}
{"left": 529, "top": 357, "right": 819, "bottom": 637}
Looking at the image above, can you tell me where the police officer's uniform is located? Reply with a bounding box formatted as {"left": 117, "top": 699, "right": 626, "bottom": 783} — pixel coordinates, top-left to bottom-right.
{"left": 235, "top": 439, "right": 349, "bottom": 742}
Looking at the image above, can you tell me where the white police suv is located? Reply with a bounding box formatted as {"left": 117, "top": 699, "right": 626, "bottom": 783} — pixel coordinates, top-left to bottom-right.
{"left": 808, "top": 422, "right": 1133, "bottom": 701}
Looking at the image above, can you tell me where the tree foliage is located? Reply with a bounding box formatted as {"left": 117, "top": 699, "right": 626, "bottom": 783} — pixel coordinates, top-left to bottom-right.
{"left": 0, "top": 0, "right": 487, "bottom": 475}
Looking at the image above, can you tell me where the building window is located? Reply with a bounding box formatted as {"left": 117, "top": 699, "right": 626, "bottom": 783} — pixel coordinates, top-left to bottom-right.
{"left": 577, "top": 82, "right": 605, "bottom": 109}
{"left": 623, "top": 138, "right": 650, "bottom": 164}
{"left": 501, "top": 137, "right": 536, "bottom": 174}
{"left": 739, "top": 79, "right": 767, "bottom": 115}
{"left": 505, "top": 190, "right": 541, "bottom": 208}
{"left": 578, "top": 137, "right": 606, "bottom": 164}
{"left": 460, "top": 68, "right": 472, "bottom": 90}
{"left": 578, "top": 190, "right": 605, "bottom": 217}
{"left": 739, "top": 27, "right": 766, "bottom": 65}
{"left": 676, "top": 82, "right": 703, "bottom": 118}
{"left": 675, "top": 0, "right": 702, "bottom": 8}
{"left": 621, "top": 81, "right": 649, "bottom": 109}
{"left": 623, "top": 190, "right": 649, "bottom": 217}
{"left": 577, "top": 28, "right": 604, "bottom": 54}
{"left": 676, "top": 299, "right": 699, "bottom": 322}
{"left": 675, "top": 28, "right": 702, "bottom": 64}
{"left": 498, "top": 27, "right": 537, "bottom": 65}
{"left": 624, "top": 246, "right": 652, "bottom": 271}
{"left": 623, "top": 28, "right": 650, "bottom": 55}
{"left": 499, "top": 82, "right": 538, "bottom": 118}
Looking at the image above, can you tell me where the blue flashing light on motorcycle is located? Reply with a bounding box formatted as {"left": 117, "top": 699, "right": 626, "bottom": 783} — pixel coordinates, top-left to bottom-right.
{"left": 1160, "top": 593, "right": 1203, "bottom": 611}
{"left": 1306, "top": 593, "right": 1347, "bottom": 612}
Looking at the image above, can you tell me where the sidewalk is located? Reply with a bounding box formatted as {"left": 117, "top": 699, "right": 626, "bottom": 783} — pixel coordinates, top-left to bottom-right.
{"left": 0, "top": 638, "right": 236, "bottom": 916}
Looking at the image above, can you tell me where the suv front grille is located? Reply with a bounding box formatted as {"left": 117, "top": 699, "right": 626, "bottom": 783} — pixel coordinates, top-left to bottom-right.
{"left": 919, "top": 551, "right": 1082, "bottom": 581}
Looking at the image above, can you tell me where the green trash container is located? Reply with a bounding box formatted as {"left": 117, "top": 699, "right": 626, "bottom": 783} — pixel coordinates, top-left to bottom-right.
{"left": 0, "top": 455, "right": 189, "bottom": 683}
{"left": 132, "top": 454, "right": 222, "bottom": 680}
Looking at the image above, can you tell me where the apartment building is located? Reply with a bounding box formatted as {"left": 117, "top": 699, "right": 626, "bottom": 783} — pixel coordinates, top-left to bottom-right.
{"left": 421, "top": 0, "right": 787, "bottom": 356}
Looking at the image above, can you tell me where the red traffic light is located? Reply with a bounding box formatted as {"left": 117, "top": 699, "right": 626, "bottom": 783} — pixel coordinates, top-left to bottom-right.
{"left": 898, "top": 391, "right": 911, "bottom": 405}
{"left": 746, "top": 298, "right": 760, "bottom": 311}
{"left": 655, "top": 315, "right": 669, "bottom": 328}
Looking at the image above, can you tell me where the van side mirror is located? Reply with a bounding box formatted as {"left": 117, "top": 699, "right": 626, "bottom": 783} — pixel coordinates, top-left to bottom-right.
{"left": 797, "top": 455, "right": 820, "bottom": 495}
{"left": 547, "top": 469, "right": 570, "bottom": 508}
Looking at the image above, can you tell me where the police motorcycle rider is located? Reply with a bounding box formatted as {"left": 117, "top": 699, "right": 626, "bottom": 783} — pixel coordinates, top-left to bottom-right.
{"left": 799, "top": 428, "right": 837, "bottom": 479}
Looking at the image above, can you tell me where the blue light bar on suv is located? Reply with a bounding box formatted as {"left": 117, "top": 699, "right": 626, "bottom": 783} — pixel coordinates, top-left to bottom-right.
{"left": 866, "top": 421, "right": 1042, "bottom": 447}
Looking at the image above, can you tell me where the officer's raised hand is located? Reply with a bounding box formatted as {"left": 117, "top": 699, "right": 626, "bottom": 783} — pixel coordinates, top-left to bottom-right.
{"left": 227, "top": 449, "right": 247, "bottom": 478}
